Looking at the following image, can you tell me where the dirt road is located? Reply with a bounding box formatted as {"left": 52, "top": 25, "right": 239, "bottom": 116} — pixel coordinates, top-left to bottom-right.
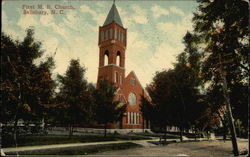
{"left": 94, "top": 140, "right": 248, "bottom": 156}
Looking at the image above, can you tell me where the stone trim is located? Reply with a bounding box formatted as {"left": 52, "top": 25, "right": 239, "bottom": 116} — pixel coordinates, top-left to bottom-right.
{"left": 99, "top": 64, "right": 125, "bottom": 69}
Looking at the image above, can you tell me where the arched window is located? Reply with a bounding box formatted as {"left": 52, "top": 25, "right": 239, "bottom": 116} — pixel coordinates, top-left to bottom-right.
{"left": 120, "top": 73, "right": 123, "bottom": 84}
{"left": 127, "top": 112, "right": 130, "bottom": 124}
{"left": 116, "top": 51, "right": 121, "bottom": 66}
{"left": 105, "top": 30, "right": 108, "bottom": 40}
{"left": 128, "top": 93, "right": 136, "bottom": 106}
{"left": 134, "top": 112, "right": 137, "bottom": 124}
{"left": 109, "top": 28, "right": 112, "bottom": 39}
{"left": 136, "top": 113, "right": 140, "bottom": 124}
{"left": 118, "top": 30, "right": 122, "bottom": 41}
{"left": 131, "top": 112, "right": 134, "bottom": 124}
{"left": 116, "top": 29, "right": 119, "bottom": 40}
{"left": 115, "top": 29, "right": 117, "bottom": 39}
{"left": 114, "top": 72, "right": 118, "bottom": 83}
{"left": 101, "top": 31, "right": 104, "bottom": 41}
{"left": 104, "top": 51, "right": 109, "bottom": 66}
{"left": 130, "top": 78, "right": 135, "bottom": 86}
{"left": 121, "top": 32, "right": 124, "bottom": 43}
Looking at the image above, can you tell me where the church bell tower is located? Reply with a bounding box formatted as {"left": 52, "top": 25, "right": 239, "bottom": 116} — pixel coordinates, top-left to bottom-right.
{"left": 97, "top": 2, "right": 127, "bottom": 88}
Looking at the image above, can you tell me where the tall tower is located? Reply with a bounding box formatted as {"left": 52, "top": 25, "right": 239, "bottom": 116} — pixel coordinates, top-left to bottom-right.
{"left": 97, "top": 3, "right": 127, "bottom": 88}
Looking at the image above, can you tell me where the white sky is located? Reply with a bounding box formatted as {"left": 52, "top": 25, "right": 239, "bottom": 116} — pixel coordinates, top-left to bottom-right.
{"left": 2, "top": 0, "right": 198, "bottom": 87}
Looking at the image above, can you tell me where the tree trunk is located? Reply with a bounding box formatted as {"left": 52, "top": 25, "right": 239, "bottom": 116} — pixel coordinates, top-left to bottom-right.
{"left": 194, "top": 126, "right": 197, "bottom": 141}
{"left": 104, "top": 123, "right": 107, "bottom": 137}
{"left": 164, "top": 125, "right": 167, "bottom": 142}
{"left": 13, "top": 82, "right": 21, "bottom": 147}
{"left": 69, "top": 124, "right": 71, "bottom": 137}
{"left": 207, "top": 131, "right": 210, "bottom": 140}
{"left": 223, "top": 123, "right": 227, "bottom": 141}
{"left": 179, "top": 126, "right": 183, "bottom": 142}
{"left": 142, "top": 118, "right": 145, "bottom": 132}
{"left": 12, "top": 104, "right": 20, "bottom": 151}
{"left": 71, "top": 125, "right": 74, "bottom": 136}
{"left": 69, "top": 124, "right": 73, "bottom": 137}
{"left": 219, "top": 53, "right": 239, "bottom": 156}
{"left": 13, "top": 115, "right": 18, "bottom": 147}
{"left": 218, "top": 111, "right": 227, "bottom": 141}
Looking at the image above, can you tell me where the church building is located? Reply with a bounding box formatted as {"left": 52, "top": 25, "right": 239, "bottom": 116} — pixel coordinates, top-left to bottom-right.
{"left": 97, "top": 3, "right": 150, "bottom": 130}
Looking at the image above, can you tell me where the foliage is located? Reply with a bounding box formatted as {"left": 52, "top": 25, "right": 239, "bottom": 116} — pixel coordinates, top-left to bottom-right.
{"left": 143, "top": 0, "right": 249, "bottom": 139}
{"left": 56, "top": 59, "right": 92, "bottom": 135}
{"left": 193, "top": 0, "right": 249, "bottom": 136}
{"left": 1, "top": 28, "right": 56, "bottom": 125}
{"left": 144, "top": 32, "right": 208, "bottom": 140}
{"left": 140, "top": 95, "right": 154, "bottom": 125}
{"left": 93, "top": 79, "right": 127, "bottom": 136}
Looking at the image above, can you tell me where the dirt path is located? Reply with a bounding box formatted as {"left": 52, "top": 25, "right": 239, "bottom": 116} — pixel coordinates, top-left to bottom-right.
{"left": 94, "top": 140, "right": 249, "bottom": 156}
{"left": 2, "top": 139, "right": 157, "bottom": 154}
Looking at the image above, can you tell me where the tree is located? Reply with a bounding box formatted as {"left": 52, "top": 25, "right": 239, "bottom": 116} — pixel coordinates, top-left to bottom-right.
{"left": 93, "top": 79, "right": 126, "bottom": 137}
{"left": 1, "top": 32, "right": 20, "bottom": 124}
{"left": 193, "top": 0, "right": 249, "bottom": 126}
{"left": 34, "top": 56, "right": 56, "bottom": 127}
{"left": 145, "top": 32, "right": 209, "bottom": 141}
{"left": 140, "top": 95, "right": 154, "bottom": 131}
{"left": 146, "top": 69, "right": 190, "bottom": 141}
{"left": 1, "top": 28, "right": 56, "bottom": 143}
{"left": 56, "top": 59, "right": 91, "bottom": 136}
{"left": 193, "top": 0, "right": 249, "bottom": 155}
{"left": 1, "top": 29, "right": 52, "bottom": 123}
{"left": 146, "top": 71, "right": 169, "bottom": 130}
{"left": 173, "top": 32, "right": 209, "bottom": 140}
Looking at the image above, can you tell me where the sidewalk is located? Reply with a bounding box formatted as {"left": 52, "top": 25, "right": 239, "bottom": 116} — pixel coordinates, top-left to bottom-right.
{"left": 2, "top": 139, "right": 158, "bottom": 154}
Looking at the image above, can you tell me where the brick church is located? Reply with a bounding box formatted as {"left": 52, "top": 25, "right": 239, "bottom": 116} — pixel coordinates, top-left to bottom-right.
{"left": 97, "top": 3, "right": 150, "bottom": 130}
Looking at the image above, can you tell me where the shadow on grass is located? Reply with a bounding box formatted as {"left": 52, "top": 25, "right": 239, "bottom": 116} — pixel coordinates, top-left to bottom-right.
{"left": 131, "top": 132, "right": 180, "bottom": 139}
{"left": 2, "top": 134, "right": 151, "bottom": 148}
{"left": 6, "top": 142, "right": 142, "bottom": 155}
{"left": 148, "top": 140, "right": 177, "bottom": 146}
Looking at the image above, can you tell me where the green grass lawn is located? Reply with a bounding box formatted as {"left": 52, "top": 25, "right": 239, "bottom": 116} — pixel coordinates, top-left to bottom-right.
{"left": 6, "top": 142, "right": 142, "bottom": 155}
{"left": 2, "top": 134, "right": 151, "bottom": 148}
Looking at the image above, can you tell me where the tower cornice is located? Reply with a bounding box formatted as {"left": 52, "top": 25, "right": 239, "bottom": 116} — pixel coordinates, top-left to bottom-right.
{"left": 99, "top": 64, "right": 125, "bottom": 70}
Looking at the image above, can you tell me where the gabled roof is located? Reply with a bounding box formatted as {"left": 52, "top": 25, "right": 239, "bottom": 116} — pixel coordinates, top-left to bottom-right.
{"left": 103, "top": 4, "right": 123, "bottom": 27}
{"left": 125, "top": 71, "right": 150, "bottom": 99}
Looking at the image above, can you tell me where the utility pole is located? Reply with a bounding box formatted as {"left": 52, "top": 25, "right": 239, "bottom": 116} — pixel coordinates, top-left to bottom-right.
{"left": 218, "top": 53, "right": 239, "bottom": 156}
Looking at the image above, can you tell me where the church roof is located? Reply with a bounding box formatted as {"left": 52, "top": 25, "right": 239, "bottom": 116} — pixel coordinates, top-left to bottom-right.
{"left": 103, "top": 4, "right": 123, "bottom": 27}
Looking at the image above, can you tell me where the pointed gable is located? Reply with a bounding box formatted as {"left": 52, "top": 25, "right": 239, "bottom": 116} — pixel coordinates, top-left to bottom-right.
{"left": 103, "top": 4, "right": 123, "bottom": 27}
{"left": 125, "top": 71, "right": 150, "bottom": 99}
{"left": 126, "top": 71, "right": 141, "bottom": 86}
